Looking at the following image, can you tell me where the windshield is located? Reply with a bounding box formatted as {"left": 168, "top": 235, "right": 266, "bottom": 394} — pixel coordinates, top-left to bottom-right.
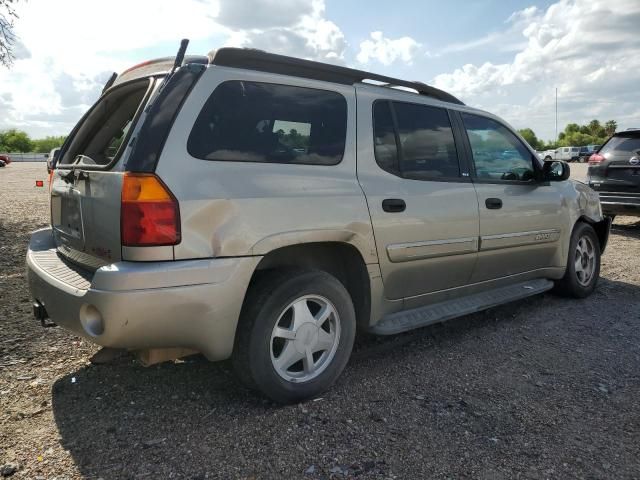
{"left": 59, "top": 79, "right": 151, "bottom": 167}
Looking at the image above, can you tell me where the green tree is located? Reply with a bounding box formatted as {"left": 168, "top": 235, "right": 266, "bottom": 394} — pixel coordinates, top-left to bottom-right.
{"left": 565, "top": 123, "right": 580, "bottom": 134}
{"left": 588, "top": 119, "right": 602, "bottom": 137}
{"left": 604, "top": 120, "right": 617, "bottom": 136}
{"left": 560, "top": 132, "right": 595, "bottom": 147}
{"left": 517, "top": 128, "right": 540, "bottom": 149}
{"left": 32, "top": 135, "right": 66, "bottom": 153}
{"left": 0, "top": 128, "right": 33, "bottom": 152}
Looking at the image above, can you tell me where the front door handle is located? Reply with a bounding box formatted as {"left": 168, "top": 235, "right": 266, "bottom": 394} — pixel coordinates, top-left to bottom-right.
{"left": 382, "top": 198, "right": 406, "bottom": 213}
{"left": 485, "top": 198, "right": 503, "bottom": 209}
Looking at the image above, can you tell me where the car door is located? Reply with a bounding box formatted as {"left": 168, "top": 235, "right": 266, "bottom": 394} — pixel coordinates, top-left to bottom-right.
{"left": 356, "top": 88, "right": 479, "bottom": 300}
{"left": 457, "top": 111, "right": 565, "bottom": 283}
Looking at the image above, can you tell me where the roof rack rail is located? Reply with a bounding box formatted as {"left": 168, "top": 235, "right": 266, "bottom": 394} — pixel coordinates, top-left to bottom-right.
{"left": 207, "top": 48, "right": 464, "bottom": 106}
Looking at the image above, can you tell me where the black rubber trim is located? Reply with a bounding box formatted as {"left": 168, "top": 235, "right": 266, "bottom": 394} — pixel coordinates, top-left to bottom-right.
{"left": 209, "top": 47, "right": 464, "bottom": 106}
{"left": 125, "top": 63, "right": 206, "bottom": 172}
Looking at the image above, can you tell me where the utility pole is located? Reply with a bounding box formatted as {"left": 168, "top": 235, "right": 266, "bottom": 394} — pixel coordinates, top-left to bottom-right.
{"left": 555, "top": 87, "right": 558, "bottom": 144}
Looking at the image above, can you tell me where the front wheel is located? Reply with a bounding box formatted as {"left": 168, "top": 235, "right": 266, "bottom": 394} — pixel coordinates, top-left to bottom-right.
{"left": 553, "top": 223, "right": 600, "bottom": 298}
{"left": 232, "top": 270, "right": 356, "bottom": 403}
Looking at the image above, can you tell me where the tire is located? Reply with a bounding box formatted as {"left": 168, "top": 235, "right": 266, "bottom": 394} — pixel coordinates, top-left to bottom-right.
{"left": 232, "top": 269, "right": 356, "bottom": 403}
{"left": 544, "top": 156, "right": 552, "bottom": 161}
{"left": 553, "top": 222, "right": 600, "bottom": 298}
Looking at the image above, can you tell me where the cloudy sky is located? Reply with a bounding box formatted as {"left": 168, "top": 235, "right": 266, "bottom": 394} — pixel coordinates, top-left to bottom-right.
{"left": 1, "top": 0, "right": 638, "bottom": 141}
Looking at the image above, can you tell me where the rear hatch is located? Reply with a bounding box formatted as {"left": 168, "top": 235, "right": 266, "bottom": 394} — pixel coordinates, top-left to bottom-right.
{"left": 50, "top": 77, "right": 156, "bottom": 269}
{"left": 589, "top": 132, "right": 640, "bottom": 193}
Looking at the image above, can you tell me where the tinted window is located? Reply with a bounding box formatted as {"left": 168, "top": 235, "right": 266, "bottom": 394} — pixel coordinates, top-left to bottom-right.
{"left": 599, "top": 135, "right": 640, "bottom": 156}
{"left": 462, "top": 113, "right": 535, "bottom": 182}
{"left": 188, "top": 81, "right": 347, "bottom": 165}
{"left": 373, "top": 101, "right": 460, "bottom": 179}
{"left": 372, "top": 101, "right": 398, "bottom": 172}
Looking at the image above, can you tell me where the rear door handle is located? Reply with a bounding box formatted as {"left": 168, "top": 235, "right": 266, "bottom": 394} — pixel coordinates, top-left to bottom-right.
{"left": 382, "top": 198, "right": 406, "bottom": 213}
{"left": 485, "top": 198, "right": 503, "bottom": 209}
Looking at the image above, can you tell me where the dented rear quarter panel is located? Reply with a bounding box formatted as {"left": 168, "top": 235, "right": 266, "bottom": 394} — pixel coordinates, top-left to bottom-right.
{"left": 155, "top": 66, "right": 378, "bottom": 265}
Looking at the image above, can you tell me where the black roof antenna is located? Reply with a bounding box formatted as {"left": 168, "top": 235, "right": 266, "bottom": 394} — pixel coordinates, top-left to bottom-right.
{"left": 171, "top": 39, "right": 189, "bottom": 74}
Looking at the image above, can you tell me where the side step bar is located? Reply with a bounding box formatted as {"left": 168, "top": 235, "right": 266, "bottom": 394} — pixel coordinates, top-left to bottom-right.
{"left": 371, "top": 279, "right": 554, "bottom": 335}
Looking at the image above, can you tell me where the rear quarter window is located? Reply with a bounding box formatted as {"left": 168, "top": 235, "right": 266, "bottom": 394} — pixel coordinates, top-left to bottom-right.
{"left": 188, "top": 81, "right": 347, "bottom": 165}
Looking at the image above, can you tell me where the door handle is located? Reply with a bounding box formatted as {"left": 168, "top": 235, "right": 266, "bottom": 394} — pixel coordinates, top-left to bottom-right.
{"left": 485, "top": 198, "right": 503, "bottom": 209}
{"left": 382, "top": 198, "right": 406, "bottom": 213}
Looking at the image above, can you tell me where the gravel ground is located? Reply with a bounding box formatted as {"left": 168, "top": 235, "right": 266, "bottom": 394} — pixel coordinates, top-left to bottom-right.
{"left": 1, "top": 162, "right": 639, "bottom": 479}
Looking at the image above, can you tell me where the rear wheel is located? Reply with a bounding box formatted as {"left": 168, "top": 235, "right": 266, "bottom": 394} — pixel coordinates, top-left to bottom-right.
{"left": 554, "top": 223, "right": 600, "bottom": 298}
{"left": 232, "top": 270, "right": 356, "bottom": 403}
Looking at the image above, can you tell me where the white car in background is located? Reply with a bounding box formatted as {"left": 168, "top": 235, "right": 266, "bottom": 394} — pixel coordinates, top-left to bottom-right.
{"left": 542, "top": 147, "right": 581, "bottom": 162}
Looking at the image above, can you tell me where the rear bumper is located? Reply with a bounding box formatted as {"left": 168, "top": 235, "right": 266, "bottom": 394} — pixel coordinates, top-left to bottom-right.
{"left": 26, "top": 228, "right": 261, "bottom": 360}
{"left": 594, "top": 191, "right": 640, "bottom": 215}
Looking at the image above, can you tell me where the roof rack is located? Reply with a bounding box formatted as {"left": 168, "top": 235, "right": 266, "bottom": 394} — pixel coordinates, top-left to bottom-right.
{"left": 207, "top": 48, "right": 464, "bottom": 106}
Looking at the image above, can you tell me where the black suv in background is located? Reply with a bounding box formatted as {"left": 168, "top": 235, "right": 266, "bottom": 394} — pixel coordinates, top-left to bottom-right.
{"left": 579, "top": 145, "right": 600, "bottom": 163}
{"left": 588, "top": 129, "right": 640, "bottom": 218}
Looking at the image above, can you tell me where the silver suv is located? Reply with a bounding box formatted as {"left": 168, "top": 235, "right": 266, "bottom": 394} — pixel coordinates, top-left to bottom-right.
{"left": 27, "top": 45, "right": 610, "bottom": 403}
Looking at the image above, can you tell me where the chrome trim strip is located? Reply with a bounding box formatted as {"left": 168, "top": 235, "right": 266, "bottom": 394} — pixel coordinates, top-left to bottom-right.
{"left": 480, "top": 229, "right": 560, "bottom": 251}
{"left": 387, "top": 237, "right": 478, "bottom": 263}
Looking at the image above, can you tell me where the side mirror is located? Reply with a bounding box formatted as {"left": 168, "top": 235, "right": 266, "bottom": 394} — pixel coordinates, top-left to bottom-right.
{"left": 543, "top": 160, "right": 570, "bottom": 181}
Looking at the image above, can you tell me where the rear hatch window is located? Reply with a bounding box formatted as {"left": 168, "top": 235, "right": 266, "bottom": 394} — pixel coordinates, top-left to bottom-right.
{"left": 59, "top": 79, "right": 153, "bottom": 168}
{"left": 600, "top": 135, "right": 640, "bottom": 157}
{"left": 51, "top": 78, "right": 155, "bottom": 269}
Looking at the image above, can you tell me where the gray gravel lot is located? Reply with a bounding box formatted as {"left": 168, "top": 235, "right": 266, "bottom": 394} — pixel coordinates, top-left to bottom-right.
{"left": 1, "top": 163, "right": 639, "bottom": 479}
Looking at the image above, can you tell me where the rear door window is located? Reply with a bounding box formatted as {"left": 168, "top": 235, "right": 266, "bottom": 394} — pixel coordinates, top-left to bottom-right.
{"left": 188, "top": 81, "right": 347, "bottom": 165}
{"left": 372, "top": 100, "right": 460, "bottom": 180}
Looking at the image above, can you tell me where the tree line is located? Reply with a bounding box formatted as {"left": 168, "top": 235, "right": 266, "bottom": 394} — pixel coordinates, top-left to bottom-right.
{"left": 518, "top": 119, "right": 618, "bottom": 151}
{"left": 0, "top": 129, "right": 67, "bottom": 154}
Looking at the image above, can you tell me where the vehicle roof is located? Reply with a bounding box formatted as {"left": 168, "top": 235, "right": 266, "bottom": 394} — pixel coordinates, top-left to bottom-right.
{"left": 614, "top": 129, "right": 640, "bottom": 136}
{"left": 207, "top": 48, "right": 464, "bottom": 106}
{"left": 113, "top": 48, "right": 464, "bottom": 107}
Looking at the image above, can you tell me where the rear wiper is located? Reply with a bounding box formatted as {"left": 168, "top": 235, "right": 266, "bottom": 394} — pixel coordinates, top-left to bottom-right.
{"left": 155, "top": 39, "right": 189, "bottom": 95}
{"left": 170, "top": 39, "right": 189, "bottom": 75}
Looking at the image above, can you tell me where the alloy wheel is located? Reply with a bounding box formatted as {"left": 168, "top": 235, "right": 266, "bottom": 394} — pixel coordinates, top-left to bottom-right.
{"left": 574, "top": 235, "right": 596, "bottom": 286}
{"left": 270, "top": 295, "right": 341, "bottom": 383}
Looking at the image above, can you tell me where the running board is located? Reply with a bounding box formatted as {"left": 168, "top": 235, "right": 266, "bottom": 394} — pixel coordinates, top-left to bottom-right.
{"left": 371, "top": 279, "right": 554, "bottom": 335}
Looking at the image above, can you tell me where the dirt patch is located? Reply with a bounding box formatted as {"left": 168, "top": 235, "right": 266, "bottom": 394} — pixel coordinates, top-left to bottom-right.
{"left": 1, "top": 163, "right": 639, "bottom": 479}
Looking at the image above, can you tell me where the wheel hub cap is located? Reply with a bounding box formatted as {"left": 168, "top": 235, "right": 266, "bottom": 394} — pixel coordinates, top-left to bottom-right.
{"left": 294, "top": 323, "right": 319, "bottom": 353}
{"left": 574, "top": 235, "right": 596, "bottom": 287}
{"left": 270, "top": 295, "right": 341, "bottom": 383}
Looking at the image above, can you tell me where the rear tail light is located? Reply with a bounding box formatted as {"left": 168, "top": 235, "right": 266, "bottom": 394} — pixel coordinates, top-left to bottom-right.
{"left": 121, "top": 173, "right": 180, "bottom": 246}
{"left": 588, "top": 154, "right": 604, "bottom": 164}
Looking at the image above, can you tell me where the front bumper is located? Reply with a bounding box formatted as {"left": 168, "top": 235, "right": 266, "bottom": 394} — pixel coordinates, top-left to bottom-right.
{"left": 26, "top": 228, "right": 261, "bottom": 360}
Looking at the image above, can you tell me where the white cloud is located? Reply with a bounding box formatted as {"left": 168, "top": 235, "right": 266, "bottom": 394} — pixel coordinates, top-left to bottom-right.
{"left": 223, "top": 0, "right": 346, "bottom": 62}
{"left": 432, "top": 0, "right": 640, "bottom": 140}
{"left": 356, "top": 31, "right": 421, "bottom": 66}
{"left": 0, "top": 0, "right": 347, "bottom": 137}
{"left": 216, "top": 0, "right": 313, "bottom": 29}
